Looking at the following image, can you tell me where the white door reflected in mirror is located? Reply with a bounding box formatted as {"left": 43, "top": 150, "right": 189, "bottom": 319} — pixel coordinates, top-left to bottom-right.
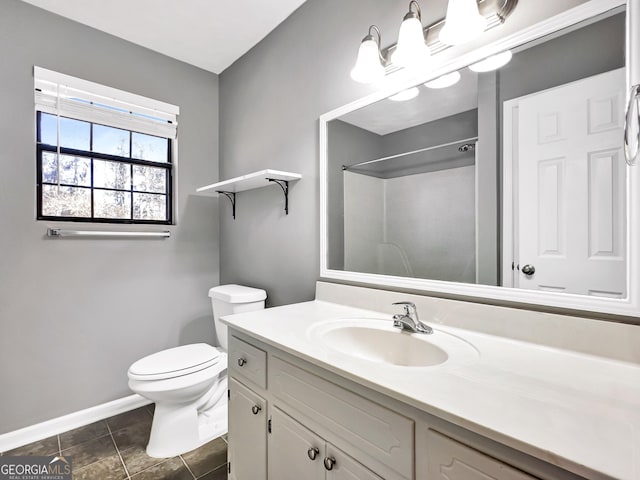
{"left": 505, "top": 68, "right": 626, "bottom": 297}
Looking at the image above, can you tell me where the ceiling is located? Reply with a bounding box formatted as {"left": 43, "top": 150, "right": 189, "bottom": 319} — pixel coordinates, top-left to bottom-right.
{"left": 20, "top": 0, "right": 308, "bottom": 74}
{"left": 339, "top": 68, "right": 479, "bottom": 136}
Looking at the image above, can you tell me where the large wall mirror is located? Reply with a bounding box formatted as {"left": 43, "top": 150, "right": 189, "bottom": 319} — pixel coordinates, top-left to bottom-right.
{"left": 320, "top": 0, "right": 640, "bottom": 316}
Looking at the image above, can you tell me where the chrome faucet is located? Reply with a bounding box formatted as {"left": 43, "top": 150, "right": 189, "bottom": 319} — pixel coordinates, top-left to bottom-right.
{"left": 392, "top": 302, "right": 433, "bottom": 334}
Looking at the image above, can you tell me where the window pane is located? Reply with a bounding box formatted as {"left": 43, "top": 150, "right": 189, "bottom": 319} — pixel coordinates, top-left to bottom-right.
{"left": 133, "top": 165, "right": 167, "bottom": 193}
{"left": 42, "top": 185, "right": 91, "bottom": 217}
{"left": 93, "top": 124, "right": 130, "bottom": 157}
{"left": 94, "top": 190, "right": 132, "bottom": 219}
{"left": 41, "top": 152, "right": 91, "bottom": 186}
{"left": 132, "top": 132, "right": 169, "bottom": 163}
{"left": 94, "top": 159, "right": 131, "bottom": 190}
{"left": 40, "top": 113, "right": 57, "bottom": 146}
{"left": 133, "top": 193, "right": 167, "bottom": 221}
{"left": 42, "top": 151, "right": 58, "bottom": 183}
{"left": 40, "top": 113, "right": 90, "bottom": 150}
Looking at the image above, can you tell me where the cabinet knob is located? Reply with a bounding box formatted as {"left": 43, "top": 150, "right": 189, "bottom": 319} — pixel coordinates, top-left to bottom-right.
{"left": 251, "top": 405, "right": 261, "bottom": 415}
{"left": 323, "top": 456, "right": 336, "bottom": 471}
{"left": 307, "top": 447, "right": 319, "bottom": 461}
{"left": 237, "top": 357, "right": 247, "bottom": 367}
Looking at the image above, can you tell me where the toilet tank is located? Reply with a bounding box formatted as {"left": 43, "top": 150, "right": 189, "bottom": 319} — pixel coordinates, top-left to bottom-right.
{"left": 208, "top": 284, "right": 266, "bottom": 351}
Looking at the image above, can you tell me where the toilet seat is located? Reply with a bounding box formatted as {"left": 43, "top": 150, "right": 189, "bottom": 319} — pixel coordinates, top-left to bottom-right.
{"left": 128, "top": 343, "right": 223, "bottom": 381}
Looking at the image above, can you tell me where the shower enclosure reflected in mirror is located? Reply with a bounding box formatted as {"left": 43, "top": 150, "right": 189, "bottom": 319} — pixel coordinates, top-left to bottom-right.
{"left": 320, "top": 2, "right": 639, "bottom": 315}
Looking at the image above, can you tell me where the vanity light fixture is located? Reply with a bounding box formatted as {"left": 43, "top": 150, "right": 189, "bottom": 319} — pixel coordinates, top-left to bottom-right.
{"left": 468, "top": 50, "right": 513, "bottom": 72}
{"left": 424, "top": 71, "right": 461, "bottom": 89}
{"left": 391, "top": 1, "right": 431, "bottom": 69}
{"left": 389, "top": 87, "right": 420, "bottom": 101}
{"left": 350, "top": 25, "right": 386, "bottom": 84}
{"left": 349, "top": 0, "right": 517, "bottom": 83}
{"left": 439, "top": 0, "right": 486, "bottom": 46}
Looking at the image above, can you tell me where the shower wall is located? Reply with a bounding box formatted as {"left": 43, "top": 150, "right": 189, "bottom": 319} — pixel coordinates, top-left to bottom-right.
{"left": 344, "top": 165, "right": 476, "bottom": 282}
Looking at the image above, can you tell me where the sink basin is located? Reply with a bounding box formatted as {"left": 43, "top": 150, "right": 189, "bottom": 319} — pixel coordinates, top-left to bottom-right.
{"left": 308, "top": 319, "right": 478, "bottom": 368}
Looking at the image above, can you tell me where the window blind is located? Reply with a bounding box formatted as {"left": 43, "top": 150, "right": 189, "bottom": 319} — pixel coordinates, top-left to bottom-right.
{"left": 34, "top": 66, "right": 179, "bottom": 140}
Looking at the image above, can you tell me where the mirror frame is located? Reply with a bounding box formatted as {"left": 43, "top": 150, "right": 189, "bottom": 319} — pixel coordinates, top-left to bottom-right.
{"left": 320, "top": 0, "right": 640, "bottom": 317}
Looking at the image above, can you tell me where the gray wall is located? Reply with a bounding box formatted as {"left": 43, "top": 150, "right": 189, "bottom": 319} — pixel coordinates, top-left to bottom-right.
{"left": 0, "top": 0, "right": 219, "bottom": 433}
{"left": 219, "top": 0, "right": 589, "bottom": 307}
{"left": 327, "top": 120, "right": 381, "bottom": 270}
{"left": 380, "top": 110, "right": 477, "bottom": 158}
{"left": 477, "top": 72, "right": 500, "bottom": 286}
{"left": 499, "top": 12, "right": 625, "bottom": 102}
{"left": 343, "top": 172, "right": 385, "bottom": 274}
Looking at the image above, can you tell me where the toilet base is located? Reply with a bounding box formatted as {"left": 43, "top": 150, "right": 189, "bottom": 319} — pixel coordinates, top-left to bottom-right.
{"left": 146, "top": 393, "right": 228, "bottom": 458}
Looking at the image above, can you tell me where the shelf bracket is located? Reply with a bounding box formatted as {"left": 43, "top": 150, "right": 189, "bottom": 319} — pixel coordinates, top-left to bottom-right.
{"left": 217, "top": 191, "right": 236, "bottom": 219}
{"left": 267, "top": 178, "right": 290, "bottom": 215}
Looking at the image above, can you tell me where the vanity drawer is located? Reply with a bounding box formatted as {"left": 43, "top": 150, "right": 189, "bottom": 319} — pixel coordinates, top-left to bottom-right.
{"left": 229, "top": 335, "right": 267, "bottom": 389}
{"left": 270, "top": 355, "right": 414, "bottom": 479}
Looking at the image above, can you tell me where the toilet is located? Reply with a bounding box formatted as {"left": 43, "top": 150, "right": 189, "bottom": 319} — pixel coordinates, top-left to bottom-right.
{"left": 127, "top": 284, "right": 266, "bottom": 458}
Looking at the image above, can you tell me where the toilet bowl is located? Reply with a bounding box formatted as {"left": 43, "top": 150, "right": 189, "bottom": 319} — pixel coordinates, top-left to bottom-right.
{"left": 127, "top": 284, "right": 266, "bottom": 458}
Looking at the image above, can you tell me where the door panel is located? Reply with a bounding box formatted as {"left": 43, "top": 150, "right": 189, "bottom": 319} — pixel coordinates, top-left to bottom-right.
{"left": 326, "top": 445, "right": 384, "bottom": 480}
{"left": 427, "top": 430, "right": 538, "bottom": 480}
{"left": 517, "top": 68, "right": 626, "bottom": 296}
{"left": 268, "top": 407, "right": 325, "bottom": 480}
{"left": 228, "top": 378, "right": 267, "bottom": 480}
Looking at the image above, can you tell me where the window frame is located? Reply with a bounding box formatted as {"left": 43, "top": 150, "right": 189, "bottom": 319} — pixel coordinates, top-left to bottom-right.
{"left": 35, "top": 113, "right": 174, "bottom": 225}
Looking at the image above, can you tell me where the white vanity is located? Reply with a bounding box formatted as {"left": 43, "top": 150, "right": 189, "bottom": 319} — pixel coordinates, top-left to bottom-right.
{"left": 222, "top": 282, "right": 640, "bottom": 480}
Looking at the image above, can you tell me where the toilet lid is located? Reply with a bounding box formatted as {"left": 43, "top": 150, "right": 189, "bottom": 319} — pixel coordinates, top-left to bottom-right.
{"left": 128, "top": 343, "right": 222, "bottom": 381}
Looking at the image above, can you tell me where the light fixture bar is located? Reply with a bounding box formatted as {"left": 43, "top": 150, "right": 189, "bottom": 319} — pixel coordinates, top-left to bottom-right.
{"left": 382, "top": 0, "right": 518, "bottom": 74}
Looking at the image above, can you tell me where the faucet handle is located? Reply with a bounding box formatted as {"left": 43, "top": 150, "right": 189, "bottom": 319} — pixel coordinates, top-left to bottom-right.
{"left": 392, "top": 301, "right": 418, "bottom": 320}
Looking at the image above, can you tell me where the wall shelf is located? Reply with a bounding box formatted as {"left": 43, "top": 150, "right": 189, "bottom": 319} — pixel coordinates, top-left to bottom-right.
{"left": 196, "top": 169, "right": 302, "bottom": 219}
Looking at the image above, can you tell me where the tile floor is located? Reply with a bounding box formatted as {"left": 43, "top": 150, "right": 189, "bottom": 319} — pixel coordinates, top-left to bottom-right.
{"left": 0, "top": 405, "right": 228, "bottom": 480}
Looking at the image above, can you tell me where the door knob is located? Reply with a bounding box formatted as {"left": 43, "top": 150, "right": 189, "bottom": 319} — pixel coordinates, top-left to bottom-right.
{"left": 521, "top": 264, "right": 536, "bottom": 276}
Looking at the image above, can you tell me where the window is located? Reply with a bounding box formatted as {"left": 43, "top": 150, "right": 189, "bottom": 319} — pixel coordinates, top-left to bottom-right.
{"left": 34, "top": 67, "right": 179, "bottom": 224}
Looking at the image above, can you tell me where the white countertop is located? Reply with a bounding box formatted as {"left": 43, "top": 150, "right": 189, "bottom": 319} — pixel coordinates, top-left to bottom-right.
{"left": 221, "top": 300, "right": 640, "bottom": 480}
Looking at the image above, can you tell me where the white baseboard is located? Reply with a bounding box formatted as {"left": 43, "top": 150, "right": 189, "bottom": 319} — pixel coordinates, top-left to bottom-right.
{"left": 0, "top": 394, "right": 151, "bottom": 453}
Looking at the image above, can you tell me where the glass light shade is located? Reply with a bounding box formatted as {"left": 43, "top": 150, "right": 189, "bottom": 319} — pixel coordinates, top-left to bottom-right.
{"left": 468, "top": 50, "right": 513, "bottom": 72}
{"left": 391, "top": 16, "right": 430, "bottom": 68}
{"left": 439, "top": 0, "right": 486, "bottom": 46}
{"left": 350, "top": 38, "right": 385, "bottom": 84}
{"left": 424, "top": 71, "right": 461, "bottom": 89}
{"left": 389, "top": 87, "right": 420, "bottom": 102}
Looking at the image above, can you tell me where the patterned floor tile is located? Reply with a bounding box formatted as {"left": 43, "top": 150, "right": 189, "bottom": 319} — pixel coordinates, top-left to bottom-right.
{"left": 72, "top": 453, "right": 127, "bottom": 480}
{"left": 111, "top": 421, "right": 150, "bottom": 452}
{"left": 119, "top": 444, "right": 168, "bottom": 476}
{"left": 181, "top": 437, "right": 226, "bottom": 478}
{"left": 60, "top": 420, "right": 110, "bottom": 450}
{"left": 129, "top": 457, "right": 194, "bottom": 480}
{"left": 62, "top": 434, "right": 117, "bottom": 469}
{"left": 196, "top": 463, "right": 227, "bottom": 480}
{"left": 4, "top": 435, "right": 59, "bottom": 456}
{"left": 106, "top": 406, "right": 152, "bottom": 433}
{"left": 5, "top": 406, "right": 227, "bottom": 480}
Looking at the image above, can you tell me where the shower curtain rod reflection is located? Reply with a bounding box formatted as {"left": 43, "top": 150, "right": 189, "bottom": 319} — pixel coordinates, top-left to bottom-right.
{"left": 342, "top": 136, "right": 478, "bottom": 171}
{"left": 47, "top": 228, "right": 170, "bottom": 238}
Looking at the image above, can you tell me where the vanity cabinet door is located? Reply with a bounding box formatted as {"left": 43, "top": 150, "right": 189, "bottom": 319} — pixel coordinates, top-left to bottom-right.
{"left": 228, "top": 377, "right": 267, "bottom": 480}
{"left": 325, "top": 445, "right": 384, "bottom": 480}
{"left": 268, "top": 407, "right": 325, "bottom": 480}
{"left": 427, "top": 430, "right": 539, "bottom": 480}
{"left": 268, "top": 407, "right": 384, "bottom": 480}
